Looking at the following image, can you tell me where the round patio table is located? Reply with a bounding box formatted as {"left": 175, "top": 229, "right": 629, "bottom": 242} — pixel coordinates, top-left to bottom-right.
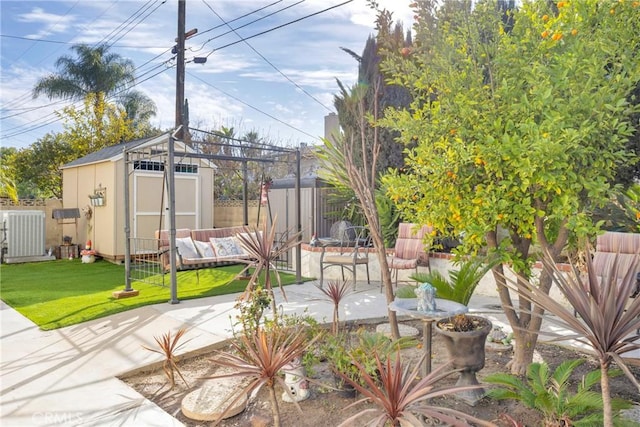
{"left": 389, "top": 298, "right": 467, "bottom": 376}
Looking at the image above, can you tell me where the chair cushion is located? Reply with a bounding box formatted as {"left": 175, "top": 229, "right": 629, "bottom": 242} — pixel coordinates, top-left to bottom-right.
{"left": 389, "top": 257, "right": 418, "bottom": 270}
{"left": 324, "top": 255, "right": 355, "bottom": 264}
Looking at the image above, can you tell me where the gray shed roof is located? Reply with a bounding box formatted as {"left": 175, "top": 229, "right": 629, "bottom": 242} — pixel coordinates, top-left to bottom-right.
{"left": 61, "top": 134, "right": 167, "bottom": 169}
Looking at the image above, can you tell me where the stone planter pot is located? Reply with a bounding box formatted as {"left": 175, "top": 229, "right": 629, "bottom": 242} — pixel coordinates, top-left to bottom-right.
{"left": 436, "top": 315, "right": 492, "bottom": 406}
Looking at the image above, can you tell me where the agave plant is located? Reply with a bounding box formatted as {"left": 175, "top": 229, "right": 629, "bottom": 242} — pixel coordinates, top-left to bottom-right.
{"left": 410, "top": 255, "right": 497, "bottom": 305}
{"left": 485, "top": 359, "right": 632, "bottom": 426}
{"left": 337, "top": 352, "right": 494, "bottom": 427}
{"left": 318, "top": 279, "right": 353, "bottom": 334}
{"left": 142, "top": 327, "right": 190, "bottom": 389}
{"left": 205, "top": 324, "right": 318, "bottom": 426}
{"left": 501, "top": 248, "right": 640, "bottom": 427}
{"left": 235, "top": 216, "right": 302, "bottom": 321}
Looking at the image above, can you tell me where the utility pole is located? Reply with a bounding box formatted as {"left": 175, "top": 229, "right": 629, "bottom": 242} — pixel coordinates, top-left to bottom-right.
{"left": 175, "top": 0, "right": 186, "bottom": 138}
{"left": 168, "top": 0, "right": 187, "bottom": 304}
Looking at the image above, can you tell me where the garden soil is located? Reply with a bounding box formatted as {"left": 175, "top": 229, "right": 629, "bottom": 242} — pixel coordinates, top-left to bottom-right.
{"left": 121, "top": 320, "right": 640, "bottom": 426}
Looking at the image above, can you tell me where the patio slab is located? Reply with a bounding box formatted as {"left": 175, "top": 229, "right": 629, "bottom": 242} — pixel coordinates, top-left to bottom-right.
{"left": 1, "top": 280, "right": 638, "bottom": 426}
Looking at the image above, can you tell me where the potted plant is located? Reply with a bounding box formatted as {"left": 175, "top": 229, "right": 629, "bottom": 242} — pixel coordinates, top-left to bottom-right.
{"left": 435, "top": 313, "right": 492, "bottom": 406}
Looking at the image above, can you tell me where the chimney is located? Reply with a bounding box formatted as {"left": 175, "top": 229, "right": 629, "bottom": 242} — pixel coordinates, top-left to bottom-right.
{"left": 324, "top": 112, "right": 339, "bottom": 144}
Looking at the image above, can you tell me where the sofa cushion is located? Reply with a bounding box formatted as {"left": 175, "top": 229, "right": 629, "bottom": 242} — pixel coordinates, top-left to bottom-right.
{"left": 210, "top": 237, "right": 244, "bottom": 257}
{"left": 194, "top": 240, "right": 215, "bottom": 258}
{"left": 176, "top": 237, "right": 200, "bottom": 259}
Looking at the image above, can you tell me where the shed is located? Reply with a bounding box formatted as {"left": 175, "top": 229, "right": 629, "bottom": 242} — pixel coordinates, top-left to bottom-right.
{"left": 61, "top": 133, "right": 215, "bottom": 262}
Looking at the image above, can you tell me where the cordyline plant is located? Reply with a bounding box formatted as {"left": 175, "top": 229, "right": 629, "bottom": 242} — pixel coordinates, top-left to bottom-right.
{"left": 501, "top": 249, "right": 640, "bottom": 427}
{"left": 204, "top": 324, "right": 318, "bottom": 427}
{"left": 142, "top": 327, "right": 190, "bottom": 389}
{"left": 319, "top": 279, "right": 353, "bottom": 335}
{"left": 235, "top": 216, "right": 301, "bottom": 322}
{"left": 337, "top": 352, "right": 494, "bottom": 427}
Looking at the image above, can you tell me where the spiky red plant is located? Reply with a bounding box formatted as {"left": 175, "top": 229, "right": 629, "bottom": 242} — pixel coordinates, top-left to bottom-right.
{"left": 337, "top": 352, "right": 494, "bottom": 426}
{"left": 142, "top": 327, "right": 190, "bottom": 389}
{"left": 319, "top": 279, "right": 353, "bottom": 334}
{"left": 205, "top": 324, "right": 318, "bottom": 427}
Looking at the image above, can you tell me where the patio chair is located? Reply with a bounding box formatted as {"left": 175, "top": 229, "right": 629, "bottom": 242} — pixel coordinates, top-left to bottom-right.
{"left": 387, "top": 223, "right": 433, "bottom": 288}
{"left": 318, "top": 225, "right": 371, "bottom": 289}
{"left": 591, "top": 231, "right": 640, "bottom": 333}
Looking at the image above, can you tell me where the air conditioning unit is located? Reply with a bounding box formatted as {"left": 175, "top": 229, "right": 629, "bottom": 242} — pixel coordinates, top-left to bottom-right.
{"left": 1, "top": 210, "right": 46, "bottom": 258}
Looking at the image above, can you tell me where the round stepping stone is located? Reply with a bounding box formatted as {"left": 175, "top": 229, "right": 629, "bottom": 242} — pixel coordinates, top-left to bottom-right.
{"left": 376, "top": 323, "right": 420, "bottom": 338}
{"left": 181, "top": 378, "right": 248, "bottom": 421}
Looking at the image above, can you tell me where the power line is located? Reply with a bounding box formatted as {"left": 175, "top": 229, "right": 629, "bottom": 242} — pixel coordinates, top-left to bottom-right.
{"left": 201, "top": 0, "right": 332, "bottom": 113}
{"left": 102, "top": 0, "right": 168, "bottom": 49}
{"left": 193, "top": 0, "right": 285, "bottom": 39}
{"left": 191, "top": 0, "right": 304, "bottom": 53}
{"left": 0, "top": 34, "right": 171, "bottom": 49}
{"left": 97, "top": 0, "right": 157, "bottom": 48}
{"left": 1, "top": 65, "right": 174, "bottom": 140}
{"left": 1, "top": 1, "right": 124, "bottom": 112}
{"left": 202, "top": 0, "right": 354, "bottom": 58}
{"left": 2, "top": 0, "right": 352, "bottom": 141}
{"left": 187, "top": 70, "right": 319, "bottom": 141}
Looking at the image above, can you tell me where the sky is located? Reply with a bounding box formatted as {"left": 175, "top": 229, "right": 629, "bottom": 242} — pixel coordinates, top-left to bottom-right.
{"left": 0, "top": 0, "right": 414, "bottom": 150}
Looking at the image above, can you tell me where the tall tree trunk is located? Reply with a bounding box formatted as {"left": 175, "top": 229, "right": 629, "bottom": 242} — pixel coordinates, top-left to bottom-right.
{"left": 372, "top": 232, "right": 400, "bottom": 339}
{"left": 488, "top": 218, "right": 569, "bottom": 375}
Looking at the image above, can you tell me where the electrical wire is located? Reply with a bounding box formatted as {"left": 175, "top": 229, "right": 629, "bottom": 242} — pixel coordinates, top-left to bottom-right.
{"left": 1, "top": 1, "right": 121, "bottom": 112}
{"left": 102, "top": 0, "right": 167, "bottom": 49}
{"left": 202, "top": 0, "right": 353, "bottom": 58}
{"left": 2, "top": 0, "right": 352, "bottom": 142}
{"left": 11, "top": 0, "right": 80, "bottom": 63}
{"left": 1, "top": 65, "right": 174, "bottom": 140}
{"left": 0, "top": 34, "right": 172, "bottom": 49}
{"left": 201, "top": 0, "right": 332, "bottom": 113}
{"left": 97, "top": 0, "right": 157, "bottom": 48}
{"left": 193, "top": 0, "right": 284, "bottom": 39}
{"left": 191, "top": 0, "right": 304, "bottom": 53}
{"left": 187, "top": 70, "right": 319, "bottom": 141}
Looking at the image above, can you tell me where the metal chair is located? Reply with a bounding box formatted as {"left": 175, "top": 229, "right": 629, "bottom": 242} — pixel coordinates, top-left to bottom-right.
{"left": 318, "top": 225, "right": 371, "bottom": 289}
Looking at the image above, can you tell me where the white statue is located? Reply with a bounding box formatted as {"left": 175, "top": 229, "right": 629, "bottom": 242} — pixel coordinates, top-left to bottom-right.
{"left": 415, "top": 282, "right": 437, "bottom": 313}
{"left": 281, "top": 356, "right": 310, "bottom": 402}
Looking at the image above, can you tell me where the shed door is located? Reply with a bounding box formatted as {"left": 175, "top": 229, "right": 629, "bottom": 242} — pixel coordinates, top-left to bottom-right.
{"left": 133, "top": 172, "right": 199, "bottom": 238}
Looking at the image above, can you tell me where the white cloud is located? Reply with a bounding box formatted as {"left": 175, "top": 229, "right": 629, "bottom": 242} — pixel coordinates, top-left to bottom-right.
{"left": 18, "top": 7, "right": 75, "bottom": 38}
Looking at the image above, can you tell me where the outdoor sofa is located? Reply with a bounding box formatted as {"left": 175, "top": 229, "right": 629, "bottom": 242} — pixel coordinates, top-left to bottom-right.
{"left": 155, "top": 226, "right": 256, "bottom": 271}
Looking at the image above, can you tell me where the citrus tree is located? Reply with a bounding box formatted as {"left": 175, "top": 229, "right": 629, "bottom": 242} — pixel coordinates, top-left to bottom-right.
{"left": 379, "top": 0, "right": 640, "bottom": 374}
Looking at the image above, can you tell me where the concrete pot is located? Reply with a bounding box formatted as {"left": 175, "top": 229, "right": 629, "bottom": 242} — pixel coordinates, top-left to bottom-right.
{"left": 436, "top": 315, "right": 492, "bottom": 406}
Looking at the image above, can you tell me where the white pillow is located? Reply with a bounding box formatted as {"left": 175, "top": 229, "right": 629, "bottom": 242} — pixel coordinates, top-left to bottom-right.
{"left": 209, "top": 237, "right": 243, "bottom": 257}
{"left": 175, "top": 237, "right": 200, "bottom": 259}
{"left": 194, "top": 240, "right": 214, "bottom": 258}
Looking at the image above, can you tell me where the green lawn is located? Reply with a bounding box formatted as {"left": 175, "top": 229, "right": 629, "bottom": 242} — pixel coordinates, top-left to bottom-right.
{"left": 0, "top": 259, "right": 303, "bottom": 330}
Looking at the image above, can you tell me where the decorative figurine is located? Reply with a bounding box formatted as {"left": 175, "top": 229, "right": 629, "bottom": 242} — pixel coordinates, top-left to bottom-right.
{"left": 281, "top": 356, "right": 310, "bottom": 402}
{"left": 415, "top": 282, "right": 437, "bottom": 312}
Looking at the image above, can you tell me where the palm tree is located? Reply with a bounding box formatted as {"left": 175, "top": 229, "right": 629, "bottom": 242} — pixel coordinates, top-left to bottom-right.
{"left": 33, "top": 43, "right": 155, "bottom": 126}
